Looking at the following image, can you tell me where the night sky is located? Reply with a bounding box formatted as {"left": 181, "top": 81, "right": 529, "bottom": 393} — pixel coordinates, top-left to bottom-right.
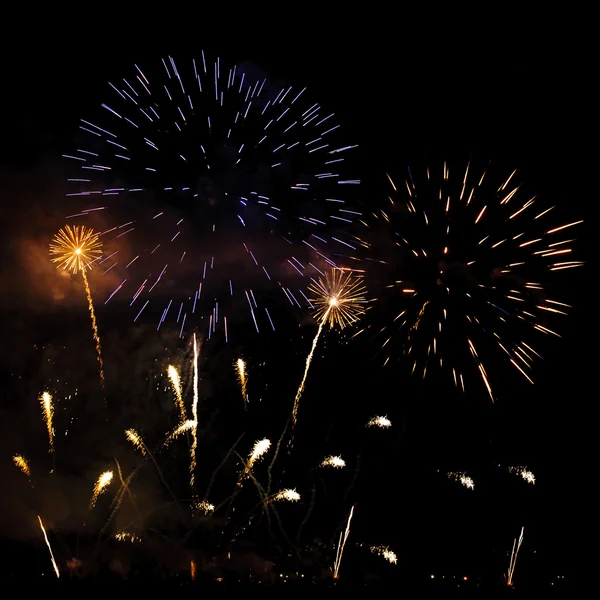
{"left": 0, "top": 21, "right": 588, "bottom": 586}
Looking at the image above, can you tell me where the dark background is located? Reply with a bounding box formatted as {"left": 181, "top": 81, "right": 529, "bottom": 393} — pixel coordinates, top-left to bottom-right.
{"left": 0, "top": 17, "right": 588, "bottom": 586}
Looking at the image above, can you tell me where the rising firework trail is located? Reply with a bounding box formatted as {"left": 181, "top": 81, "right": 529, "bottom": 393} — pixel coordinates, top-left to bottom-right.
{"left": 39, "top": 391, "right": 54, "bottom": 455}
{"left": 167, "top": 364, "right": 186, "bottom": 423}
{"left": 50, "top": 225, "right": 105, "bottom": 386}
{"left": 64, "top": 53, "right": 365, "bottom": 339}
{"left": 333, "top": 505, "right": 354, "bottom": 579}
{"left": 190, "top": 333, "right": 200, "bottom": 489}
{"left": 361, "top": 160, "right": 583, "bottom": 400}
{"left": 38, "top": 515, "right": 60, "bottom": 578}
{"left": 235, "top": 358, "right": 248, "bottom": 409}
{"left": 506, "top": 526, "right": 524, "bottom": 586}
{"left": 290, "top": 269, "right": 366, "bottom": 446}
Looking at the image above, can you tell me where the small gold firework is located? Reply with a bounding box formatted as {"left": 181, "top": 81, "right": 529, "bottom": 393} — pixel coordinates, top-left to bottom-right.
{"left": 321, "top": 455, "right": 346, "bottom": 468}
{"left": 448, "top": 471, "right": 475, "bottom": 490}
{"left": 366, "top": 415, "right": 392, "bottom": 428}
{"left": 268, "top": 489, "right": 301, "bottom": 503}
{"left": 309, "top": 269, "right": 367, "bottom": 329}
{"left": 235, "top": 358, "right": 248, "bottom": 408}
{"left": 13, "top": 455, "right": 31, "bottom": 477}
{"left": 90, "top": 470, "right": 113, "bottom": 507}
{"left": 125, "top": 429, "right": 147, "bottom": 456}
{"left": 370, "top": 545, "right": 398, "bottom": 564}
{"left": 50, "top": 225, "right": 102, "bottom": 275}
{"left": 508, "top": 465, "right": 536, "bottom": 485}
{"left": 40, "top": 391, "right": 54, "bottom": 454}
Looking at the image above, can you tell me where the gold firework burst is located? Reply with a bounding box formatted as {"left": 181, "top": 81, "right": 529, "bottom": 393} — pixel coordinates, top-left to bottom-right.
{"left": 308, "top": 269, "right": 367, "bottom": 329}
{"left": 50, "top": 225, "right": 102, "bottom": 275}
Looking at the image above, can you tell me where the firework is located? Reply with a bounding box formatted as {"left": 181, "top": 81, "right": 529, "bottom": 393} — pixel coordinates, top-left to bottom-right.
{"left": 506, "top": 526, "right": 524, "bottom": 586}
{"left": 115, "top": 532, "right": 141, "bottom": 543}
{"left": 290, "top": 269, "right": 367, "bottom": 436}
{"left": 268, "top": 488, "right": 301, "bottom": 503}
{"left": 38, "top": 515, "right": 60, "bottom": 578}
{"left": 13, "top": 454, "right": 31, "bottom": 477}
{"left": 190, "top": 333, "right": 200, "bottom": 489}
{"left": 194, "top": 499, "right": 215, "bottom": 514}
{"left": 167, "top": 364, "right": 186, "bottom": 423}
{"left": 50, "top": 225, "right": 105, "bottom": 385}
{"left": 448, "top": 471, "right": 475, "bottom": 490}
{"left": 40, "top": 391, "right": 54, "bottom": 454}
{"left": 508, "top": 465, "right": 536, "bottom": 484}
{"left": 241, "top": 438, "right": 271, "bottom": 482}
{"left": 364, "top": 160, "right": 583, "bottom": 400}
{"left": 309, "top": 268, "right": 368, "bottom": 329}
{"left": 90, "top": 470, "right": 113, "bottom": 507}
{"left": 366, "top": 415, "right": 391, "bottom": 428}
{"left": 65, "top": 53, "right": 364, "bottom": 339}
{"left": 370, "top": 545, "right": 398, "bottom": 564}
{"left": 163, "top": 419, "right": 195, "bottom": 447}
{"left": 321, "top": 455, "right": 346, "bottom": 468}
{"left": 333, "top": 505, "right": 354, "bottom": 579}
{"left": 235, "top": 358, "right": 248, "bottom": 409}
{"left": 125, "top": 428, "right": 147, "bottom": 456}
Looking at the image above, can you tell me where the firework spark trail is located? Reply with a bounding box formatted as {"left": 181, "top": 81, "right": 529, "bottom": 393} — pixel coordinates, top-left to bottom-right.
{"left": 163, "top": 419, "right": 195, "bottom": 448}
{"left": 267, "top": 489, "right": 301, "bottom": 503}
{"left": 190, "top": 333, "right": 199, "bottom": 489}
{"left": 244, "top": 438, "right": 271, "bottom": 478}
{"left": 333, "top": 505, "right": 354, "bottom": 579}
{"left": 90, "top": 470, "right": 113, "bottom": 507}
{"left": 167, "top": 365, "right": 186, "bottom": 423}
{"left": 290, "top": 305, "right": 330, "bottom": 435}
{"left": 366, "top": 415, "right": 392, "bottom": 428}
{"left": 506, "top": 526, "right": 524, "bottom": 586}
{"left": 203, "top": 433, "right": 244, "bottom": 503}
{"left": 508, "top": 465, "right": 536, "bottom": 484}
{"left": 448, "top": 471, "right": 475, "bottom": 490}
{"left": 37, "top": 516, "right": 60, "bottom": 578}
{"left": 235, "top": 358, "right": 248, "bottom": 409}
{"left": 370, "top": 545, "right": 398, "bottom": 564}
{"left": 40, "top": 391, "right": 54, "bottom": 455}
{"left": 13, "top": 455, "right": 31, "bottom": 477}
{"left": 125, "top": 429, "right": 147, "bottom": 455}
{"left": 81, "top": 269, "right": 105, "bottom": 386}
{"left": 296, "top": 477, "right": 317, "bottom": 547}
